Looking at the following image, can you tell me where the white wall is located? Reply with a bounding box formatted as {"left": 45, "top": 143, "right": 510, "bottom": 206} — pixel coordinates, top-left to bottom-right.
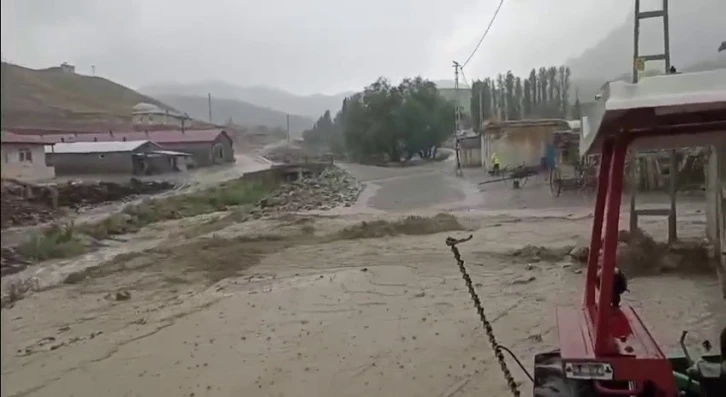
{"left": 1, "top": 144, "right": 55, "bottom": 181}
{"left": 489, "top": 135, "right": 545, "bottom": 168}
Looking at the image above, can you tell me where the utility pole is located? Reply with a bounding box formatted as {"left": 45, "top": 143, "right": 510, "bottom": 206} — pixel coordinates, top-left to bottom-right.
{"left": 452, "top": 61, "right": 463, "bottom": 177}
{"left": 478, "top": 86, "right": 486, "bottom": 169}
{"left": 286, "top": 114, "right": 291, "bottom": 145}
{"left": 629, "top": 0, "right": 677, "bottom": 243}
{"left": 207, "top": 93, "right": 213, "bottom": 124}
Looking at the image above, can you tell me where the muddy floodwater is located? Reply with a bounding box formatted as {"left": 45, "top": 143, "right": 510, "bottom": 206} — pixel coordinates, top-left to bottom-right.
{"left": 2, "top": 161, "right": 725, "bottom": 397}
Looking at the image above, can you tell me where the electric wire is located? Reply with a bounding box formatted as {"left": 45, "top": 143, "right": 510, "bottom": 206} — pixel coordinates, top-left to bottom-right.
{"left": 459, "top": 67, "right": 470, "bottom": 89}
{"left": 461, "top": 0, "right": 507, "bottom": 69}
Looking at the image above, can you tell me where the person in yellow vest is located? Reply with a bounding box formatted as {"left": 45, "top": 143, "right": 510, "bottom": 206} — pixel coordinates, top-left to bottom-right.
{"left": 491, "top": 152, "right": 501, "bottom": 175}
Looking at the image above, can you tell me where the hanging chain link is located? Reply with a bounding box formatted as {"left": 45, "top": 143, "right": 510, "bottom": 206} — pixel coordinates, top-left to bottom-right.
{"left": 445, "top": 235, "right": 521, "bottom": 397}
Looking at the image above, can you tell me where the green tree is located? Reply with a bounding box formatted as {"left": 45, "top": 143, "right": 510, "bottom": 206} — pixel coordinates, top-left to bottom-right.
{"left": 504, "top": 71, "right": 516, "bottom": 120}
{"left": 514, "top": 76, "right": 523, "bottom": 120}
{"left": 305, "top": 76, "right": 455, "bottom": 164}
{"left": 522, "top": 78, "right": 532, "bottom": 117}
{"left": 528, "top": 69, "right": 538, "bottom": 113}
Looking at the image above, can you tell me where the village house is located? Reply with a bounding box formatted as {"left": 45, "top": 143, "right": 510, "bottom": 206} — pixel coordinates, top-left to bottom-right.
{"left": 459, "top": 119, "right": 574, "bottom": 168}
{"left": 46, "top": 140, "right": 191, "bottom": 176}
{"left": 132, "top": 102, "right": 189, "bottom": 127}
{"left": 1, "top": 132, "right": 55, "bottom": 181}
{"left": 14, "top": 129, "right": 235, "bottom": 168}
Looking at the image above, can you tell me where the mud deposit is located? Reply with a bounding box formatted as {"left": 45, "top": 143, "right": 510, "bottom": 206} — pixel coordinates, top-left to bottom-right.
{"left": 2, "top": 211, "right": 724, "bottom": 397}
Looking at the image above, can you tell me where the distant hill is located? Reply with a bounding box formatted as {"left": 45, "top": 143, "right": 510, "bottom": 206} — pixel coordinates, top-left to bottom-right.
{"left": 0, "top": 62, "right": 176, "bottom": 129}
{"left": 140, "top": 81, "right": 352, "bottom": 118}
{"left": 153, "top": 94, "right": 314, "bottom": 137}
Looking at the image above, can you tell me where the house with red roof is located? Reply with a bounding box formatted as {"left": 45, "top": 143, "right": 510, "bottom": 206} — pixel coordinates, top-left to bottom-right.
{"left": 1, "top": 131, "right": 56, "bottom": 181}
{"left": 7, "top": 128, "right": 235, "bottom": 168}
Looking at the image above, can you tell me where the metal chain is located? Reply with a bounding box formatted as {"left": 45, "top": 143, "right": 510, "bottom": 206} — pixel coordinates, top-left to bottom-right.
{"left": 445, "top": 235, "right": 521, "bottom": 397}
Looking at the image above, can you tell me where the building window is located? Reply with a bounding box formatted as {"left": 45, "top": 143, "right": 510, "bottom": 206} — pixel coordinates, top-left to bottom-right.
{"left": 148, "top": 115, "right": 154, "bottom": 123}
{"left": 18, "top": 148, "right": 33, "bottom": 162}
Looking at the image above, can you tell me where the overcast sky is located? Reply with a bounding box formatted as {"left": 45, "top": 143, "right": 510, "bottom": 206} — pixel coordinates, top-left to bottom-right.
{"left": 2, "top": 0, "right": 640, "bottom": 95}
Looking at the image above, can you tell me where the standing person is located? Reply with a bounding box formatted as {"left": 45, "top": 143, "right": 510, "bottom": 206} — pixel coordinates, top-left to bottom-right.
{"left": 491, "top": 152, "right": 501, "bottom": 175}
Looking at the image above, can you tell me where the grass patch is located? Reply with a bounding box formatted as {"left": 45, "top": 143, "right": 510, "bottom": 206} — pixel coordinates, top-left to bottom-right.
{"left": 16, "top": 180, "right": 274, "bottom": 262}
{"left": 16, "top": 223, "right": 89, "bottom": 261}
{"left": 80, "top": 180, "right": 273, "bottom": 240}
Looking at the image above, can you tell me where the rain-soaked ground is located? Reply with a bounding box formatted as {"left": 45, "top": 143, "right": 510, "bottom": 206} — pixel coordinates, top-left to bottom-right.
{"left": 2, "top": 159, "right": 724, "bottom": 397}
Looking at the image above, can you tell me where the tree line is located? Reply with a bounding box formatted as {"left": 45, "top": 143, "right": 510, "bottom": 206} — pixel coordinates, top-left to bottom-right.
{"left": 302, "top": 65, "right": 582, "bottom": 162}
{"left": 470, "top": 65, "right": 580, "bottom": 131}
{"left": 303, "top": 77, "right": 455, "bottom": 163}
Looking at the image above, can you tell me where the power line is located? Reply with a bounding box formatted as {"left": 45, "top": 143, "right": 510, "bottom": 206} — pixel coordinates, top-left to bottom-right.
{"left": 459, "top": 67, "right": 470, "bottom": 88}
{"left": 461, "top": 0, "right": 506, "bottom": 69}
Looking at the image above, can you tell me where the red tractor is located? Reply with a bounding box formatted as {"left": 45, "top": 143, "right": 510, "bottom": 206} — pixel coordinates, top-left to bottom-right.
{"left": 533, "top": 70, "right": 726, "bottom": 396}
{"left": 449, "top": 69, "right": 725, "bottom": 397}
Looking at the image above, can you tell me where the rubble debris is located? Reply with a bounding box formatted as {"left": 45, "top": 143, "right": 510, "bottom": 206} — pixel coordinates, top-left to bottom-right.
{"left": 254, "top": 166, "right": 362, "bottom": 214}
{"left": 570, "top": 229, "right": 714, "bottom": 276}
{"left": 568, "top": 243, "right": 589, "bottom": 262}
{"left": 63, "top": 271, "right": 88, "bottom": 285}
{"left": 55, "top": 179, "right": 175, "bottom": 209}
{"left": 0, "top": 247, "right": 31, "bottom": 276}
{"left": 1, "top": 178, "right": 175, "bottom": 229}
{"left": 509, "top": 244, "right": 573, "bottom": 262}
{"left": 114, "top": 290, "right": 132, "bottom": 301}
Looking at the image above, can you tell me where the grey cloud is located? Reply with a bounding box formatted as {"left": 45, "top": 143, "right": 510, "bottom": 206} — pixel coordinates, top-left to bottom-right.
{"left": 1, "top": 0, "right": 638, "bottom": 94}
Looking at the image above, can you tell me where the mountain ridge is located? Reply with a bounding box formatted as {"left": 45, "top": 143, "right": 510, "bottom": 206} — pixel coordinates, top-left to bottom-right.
{"left": 140, "top": 81, "right": 352, "bottom": 118}
{"left": 152, "top": 93, "right": 314, "bottom": 137}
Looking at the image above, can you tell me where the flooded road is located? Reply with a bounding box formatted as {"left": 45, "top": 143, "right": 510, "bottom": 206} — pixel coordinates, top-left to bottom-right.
{"left": 2, "top": 160, "right": 724, "bottom": 397}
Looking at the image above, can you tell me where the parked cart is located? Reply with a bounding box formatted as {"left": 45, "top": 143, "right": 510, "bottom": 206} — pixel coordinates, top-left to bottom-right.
{"left": 548, "top": 130, "right": 598, "bottom": 197}
{"left": 480, "top": 163, "right": 540, "bottom": 189}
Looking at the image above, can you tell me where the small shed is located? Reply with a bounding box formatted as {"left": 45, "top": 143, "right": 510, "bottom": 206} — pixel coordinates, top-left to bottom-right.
{"left": 46, "top": 140, "right": 190, "bottom": 176}
{"left": 458, "top": 132, "right": 484, "bottom": 168}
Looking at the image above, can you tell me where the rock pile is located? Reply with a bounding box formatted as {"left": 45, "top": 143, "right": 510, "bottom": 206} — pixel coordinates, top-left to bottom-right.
{"left": 257, "top": 166, "right": 362, "bottom": 213}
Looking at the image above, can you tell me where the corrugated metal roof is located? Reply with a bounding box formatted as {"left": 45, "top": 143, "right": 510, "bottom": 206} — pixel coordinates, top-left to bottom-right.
{"left": 46, "top": 140, "right": 151, "bottom": 154}
{"left": 581, "top": 69, "right": 726, "bottom": 155}
{"left": 1, "top": 131, "right": 55, "bottom": 145}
